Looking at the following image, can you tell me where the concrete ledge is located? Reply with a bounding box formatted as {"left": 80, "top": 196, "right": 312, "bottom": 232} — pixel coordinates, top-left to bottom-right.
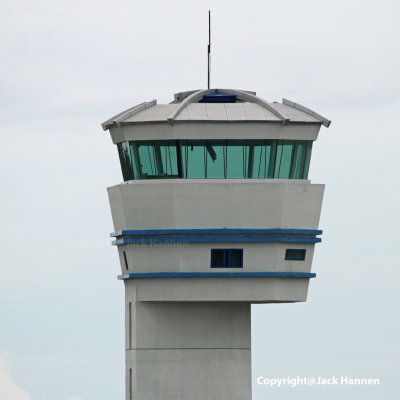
{"left": 114, "top": 236, "right": 321, "bottom": 245}
{"left": 119, "top": 271, "right": 316, "bottom": 279}
{"left": 126, "top": 276, "right": 312, "bottom": 303}
{"left": 111, "top": 228, "right": 323, "bottom": 237}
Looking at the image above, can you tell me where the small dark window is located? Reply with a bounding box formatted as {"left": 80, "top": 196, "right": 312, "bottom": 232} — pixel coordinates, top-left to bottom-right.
{"left": 285, "top": 249, "right": 306, "bottom": 261}
{"left": 230, "top": 250, "right": 243, "bottom": 267}
{"left": 211, "top": 249, "right": 243, "bottom": 268}
{"left": 212, "top": 249, "right": 225, "bottom": 267}
{"left": 123, "top": 250, "right": 129, "bottom": 270}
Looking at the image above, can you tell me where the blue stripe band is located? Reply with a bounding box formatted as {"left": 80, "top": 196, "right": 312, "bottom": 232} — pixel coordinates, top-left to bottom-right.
{"left": 111, "top": 228, "right": 322, "bottom": 237}
{"left": 118, "top": 272, "right": 316, "bottom": 280}
{"left": 113, "top": 236, "right": 321, "bottom": 245}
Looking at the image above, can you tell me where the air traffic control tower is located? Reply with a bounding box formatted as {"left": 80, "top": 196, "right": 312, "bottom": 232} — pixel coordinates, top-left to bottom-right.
{"left": 102, "top": 88, "right": 330, "bottom": 400}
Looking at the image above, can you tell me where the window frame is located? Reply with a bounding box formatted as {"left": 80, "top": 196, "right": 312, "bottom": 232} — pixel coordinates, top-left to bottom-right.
{"left": 285, "top": 249, "right": 306, "bottom": 261}
{"left": 210, "top": 248, "right": 244, "bottom": 268}
{"left": 118, "top": 139, "right": 313, "bottom": 181}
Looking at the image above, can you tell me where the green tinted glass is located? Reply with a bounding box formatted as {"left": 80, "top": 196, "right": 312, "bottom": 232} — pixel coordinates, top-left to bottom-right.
{"left": 290, "top": 141, "right": 310, "bottom": 179}
{"left": 181, "top": 141, "right": 206, "bottom": 178}
{"left": 303, "top": 141, "right": 312, "bottom": 179}
{"left": 226, "top": 140, "right": 247, "bottom": 178}
{"left": 274, "top": 141, "right": 295, "bottom": 179}
{"left": 205, "top": 141, "right": 226, "bottom": 178}
{"left": 137, "top": 143, "right": 156, "bottom": 178}
{"left": 136, "top": 141, "right": 180, "bottom": 179}
{"left": 251, "top": 141, "right": 274, "bottom": 179}
{"left": 117, "top": 141, "right": 135, "bottom": 181}
{"left": 117, "top": 139, "right": 313, "bottom": 181}
{"left": 159, "top": 143, "right": 179, "bottom": 177}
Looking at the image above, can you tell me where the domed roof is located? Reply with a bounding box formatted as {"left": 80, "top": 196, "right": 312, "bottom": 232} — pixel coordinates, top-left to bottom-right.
{"left": 102, "top": 88, "right": 330, "bottom": 130}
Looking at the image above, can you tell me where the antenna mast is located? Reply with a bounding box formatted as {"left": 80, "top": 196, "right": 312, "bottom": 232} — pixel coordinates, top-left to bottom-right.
{"left": 208, "top": 10, "right": 211, "bottom": 89}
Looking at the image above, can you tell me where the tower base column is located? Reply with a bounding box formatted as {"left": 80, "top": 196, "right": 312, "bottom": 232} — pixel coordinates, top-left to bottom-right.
{"left": 125, "top": 284, "right": 251, "bottom": 400}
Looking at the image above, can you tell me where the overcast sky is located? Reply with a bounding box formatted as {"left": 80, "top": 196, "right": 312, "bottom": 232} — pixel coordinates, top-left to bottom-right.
{"left": 1, "top": 0, "right": 399, "bottom": 399}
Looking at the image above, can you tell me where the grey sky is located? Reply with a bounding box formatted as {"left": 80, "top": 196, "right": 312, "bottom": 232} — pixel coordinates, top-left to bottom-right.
{"left": 1, "top": 0, "right": 399, "bottom": 399}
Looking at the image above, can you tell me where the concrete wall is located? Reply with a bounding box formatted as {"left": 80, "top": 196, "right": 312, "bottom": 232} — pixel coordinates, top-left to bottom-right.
{"left": 126, "top": 278, "right": 309, "bottom": 303}
{"left": 125, "top": 285, "right": 251, "bottom": 400}
{"left": 118, "top": 243, "right": 315, "bottom": 275}
{"left": 109, "top": 122, "right": 321, "bottom": 143}
{"left": 109, "top": 179, "right": 323, "bottom": 303}
{"left": 108, "top": 179, "right": 324, "bottom": 231}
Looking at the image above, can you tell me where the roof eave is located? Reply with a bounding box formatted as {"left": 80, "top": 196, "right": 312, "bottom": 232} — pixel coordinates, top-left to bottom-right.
{"left": 282, "top": 98, "right": 331, "bottom": 128}
{"left": 101, "top": 100, "right": 157, "bottom": 131}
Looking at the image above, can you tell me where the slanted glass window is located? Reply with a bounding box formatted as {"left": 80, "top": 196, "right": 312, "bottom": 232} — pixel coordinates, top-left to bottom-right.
{"left": 226, "top": 140, "right": 248, "bottom": 178}
{"left": 117, "top": 141, "right": 136, "bottom": 181}
{"left": 274, "top": 140, "right": 295, "bottom": 178}
{"left": 302, "top": 141, "right": 312, "bottom": 179}
{"left": 211, "top": 249, "right": 243, "bottom": 268}
{"left": 205, "top": 141, "right": 226, "bottom": 178}
{"left": 290, "top": 141, "right": 313, "bottom": 179}
{"left": 135, "top": 141, "right": 180, "bottom": 179}
{"left": 249, "top": 140, "right": 276, "bottom": 178}
{"left": 117, "top": 139, "right": 312, "bottom": 181}
{"left": 285, "top": 249, "right": 306, "bottom": 261}
{"left": 181, "top": 140, "right": 206, "bottom": 178}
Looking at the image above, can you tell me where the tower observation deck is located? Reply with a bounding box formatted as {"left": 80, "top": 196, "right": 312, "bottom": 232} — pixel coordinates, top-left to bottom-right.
{"left": 102, "top": 88, "right": 330, "bottom": 400}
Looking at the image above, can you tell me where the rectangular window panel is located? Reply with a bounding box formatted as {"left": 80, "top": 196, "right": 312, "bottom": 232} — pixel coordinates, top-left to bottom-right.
{"left": 285, "top": 249, "right": 306, "bottom": 261}
{"left": 274, "top": 141, "right": 295, "bottom": 178}
{"left": 290, "top": 141, "right": 305, "bottom": 179}
{"left": 136, "top": 141, "right": 179, "bottom": 179}
{"left": 302, "top": 141, "right": 313, "bottom": 179}
{"left": 226, "top": 140, "right": 247, "bottom": 178}
{"left": 252, "top": 141, "right": 273, "bottom": 179}
{"left": 229, "top": 249, "right": 243, "bottom": 267}
{"left": 130, "top": 142, "right": 141, "bottom": 179}
{"left": 211, "top": 249, "right": 243, "bottom": 268}
{"left": 158, "top": 143, "right": 179, "bottom": 177}
{"left": 205, "top": 141, "right": 226, "bottom": 178}
{"left": 267, "top": 140, "right": 277, "bottom": 178}
{"left": 274, "top": 142, "right": 282, "bottom": 178}
{"left": 181, "top": 141, "right": 206, "bottom": 178}
{"left": 137, "top": 143, "right": 158, "bottom": 178}
{"left": 247, "top": 143, "right": 255, "bottom": 178}
{"left": 290, "top": 141, "right": 313, "bottom": 179}
{"left": 211, "top": 249, "right": 225, "bottom": 267}
{"left": 118, "top": 142, "right": 135, "bottom": 181}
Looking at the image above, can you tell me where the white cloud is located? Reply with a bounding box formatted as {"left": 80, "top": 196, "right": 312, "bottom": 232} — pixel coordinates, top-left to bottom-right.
{"left": 0, "top": 360, "right": 31, "bottom": 400}
{"left": 0, "top": 359, "right": 84, "bottom": 400}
